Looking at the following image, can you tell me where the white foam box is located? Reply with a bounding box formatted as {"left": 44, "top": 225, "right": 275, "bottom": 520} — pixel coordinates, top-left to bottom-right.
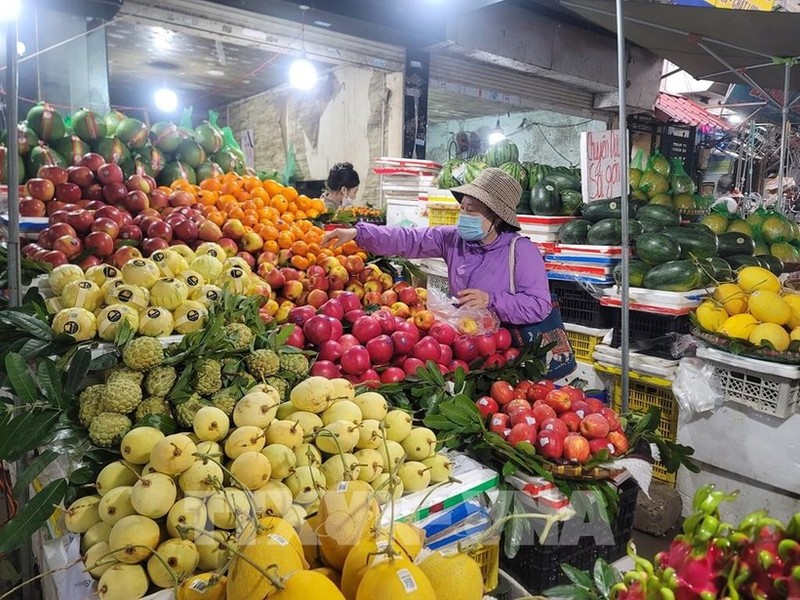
{"left": 386, "top": 199, "right": 428, "bottom": 228}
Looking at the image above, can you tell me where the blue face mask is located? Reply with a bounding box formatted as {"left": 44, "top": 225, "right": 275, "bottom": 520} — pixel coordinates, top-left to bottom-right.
{"left": 457, "top": 214, "right": 487, "bottom": 241}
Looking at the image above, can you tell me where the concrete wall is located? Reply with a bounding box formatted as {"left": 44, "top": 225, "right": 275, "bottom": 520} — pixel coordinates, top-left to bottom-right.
{"left": 219, "top": 65, "right": 404, "bottom": 203}
{"left": 426, "top": 109, "right": 607, "bottom": 167}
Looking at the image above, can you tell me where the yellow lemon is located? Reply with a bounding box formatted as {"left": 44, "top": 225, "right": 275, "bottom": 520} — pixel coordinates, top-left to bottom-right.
{"left": 418, "top": 550, "right": 485, "bottom": 600}
{"left": 712, "top": 283, "right": 748, "bottom": 315}
{"left": 719, "top": 314, "right": 759, "bottom": 340}
{"left": 749, "top": 323, "right": 791, "bottom": 351}
{"left": 737, "top": 266, "right": 781, "bottom": 293}
{"left": 695, "top": 301, "right": 729, "bottom": 332}
{"left": 783, "top": 294, "right": 800, "bottom": 329}
{"left": 748, "top": 290, "right": 792, "bottom": 325}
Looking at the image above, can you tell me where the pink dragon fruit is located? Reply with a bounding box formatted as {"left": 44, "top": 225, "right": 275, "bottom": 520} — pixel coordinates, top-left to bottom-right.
{"left": 739, "top": 525, "right": 787, "bottom": 599}
{"left": 656, "top": 539, "right": 725, "bottom": 600}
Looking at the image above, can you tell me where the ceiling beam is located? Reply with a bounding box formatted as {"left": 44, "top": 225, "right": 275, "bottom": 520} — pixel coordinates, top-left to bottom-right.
{"left": 119, "top": 0, "right": 405, "bottom": 73}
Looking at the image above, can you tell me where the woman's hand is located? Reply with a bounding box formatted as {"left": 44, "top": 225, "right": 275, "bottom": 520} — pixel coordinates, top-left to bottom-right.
{"left": 456, "top": 289, "right": 490, "bottom": 309}
{"left": 322, "top": 227, "right": 357, "bottom": 248}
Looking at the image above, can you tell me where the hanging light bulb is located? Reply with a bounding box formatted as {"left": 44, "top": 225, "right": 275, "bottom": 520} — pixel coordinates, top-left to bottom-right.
{"left": 488, "top": 118, "right": 506, "bottom": 145}
{"left": 290, "top": 4, "right": 318, "bottom": 91}
{"left": 289, "top": 57, "right": 318, "bottom": 90}
{"left": 0, "top": 0, "right": 20, "bottom": 22}
{"left": 154, "top": 88, "right": 179, "bottom": 113}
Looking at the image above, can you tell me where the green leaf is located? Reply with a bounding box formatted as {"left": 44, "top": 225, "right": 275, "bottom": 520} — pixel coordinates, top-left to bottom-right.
{"left": 422, "top": 414, "right": 454, "bottom": 430}
{"left": 502, "top": 461, "right": 517, "bottom": 477}
{"left": 4, "top": 353, "right": 37, "bottom": 404}
{"left": 0, "top": 311, "right": 52, "bottom": 341}
{"left": 64, "top": 347, "right": 92, "bottom": 396}
{"left": 594, "top": 558, "right": 617, "bottom": 598}
{"left": 0, "top": 410, "right": 61, "bottom": 462}
{"left": 137, "top": 414, "right": 178, "bottom": 435}
{"left": 17, "top": 338, "right": 49, "bottom": 360}
{"left": 562, "top": 563, "right": 595, "bottom": 589}
{"left": 89, "top": 352, "right": 118, "bottom": 372}
{"left": 542, "top": 584, "right": 591, "bottom": 600}
{"left": 12, "top": 449, "right": 59, "bottom": 499}
{"left": 37, "top": 360, "right": 63, "bottom": 408}
{"left": 0, "top": 478, "right": 68, "bottom": 553}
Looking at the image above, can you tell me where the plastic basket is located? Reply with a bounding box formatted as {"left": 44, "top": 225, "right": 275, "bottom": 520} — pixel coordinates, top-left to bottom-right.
{"left": 697, "top": 347, "right": 800, "bottom": 418}
{"left": 566, "top": 329, "right": 604, "bottom": 364}
{"left": 609, "top": 310, "right": 690, "bottom": 359}
{"left": 468, "top": 537, "right": 500, "bottom": 592}
{"left": 426, "top": 273, "right": 450, "bottom": 296}
{"left": 428, "top": 202, "right": 460, "bottom": 226}
{"left": 548, "top": 279, "right": 611, "bottom": 328}
{"left": 501, "top": 478, "right": 638, "bottom": 592}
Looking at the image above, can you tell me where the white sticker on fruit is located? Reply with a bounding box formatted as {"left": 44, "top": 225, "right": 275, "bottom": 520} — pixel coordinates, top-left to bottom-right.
{"left": 338, "top": 481, "right": 349, "bottom": 492}
{"left": 540, "top": 437, "right": 549, "bottom": 446}
{"left": 609, "top": 202, "right": 617, "bottom": 209}
{"left": 189, "top": 579, "right": 209, "bottom": 592}
{"left": 377, "top": 539, "right": 389, "bottom": 551}
{"left": 269, "top": 534, "right": 288, "bottom": 546}
{"left": 397, "top": 568, "right": 418, "bottom": 593}
{"left": 576, "top": 410, "right": 585, "bottom": 418}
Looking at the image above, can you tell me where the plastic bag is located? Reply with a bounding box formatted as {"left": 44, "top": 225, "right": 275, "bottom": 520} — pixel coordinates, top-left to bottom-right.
{"left": 670, "top": 158, "right": 696, "bottom": 195}
{"left": 646, "top": 151, "right": 672, "bottom": 179}
{"left": 672, "top": 357, "right": 724, "bottom": 418}
{"left": 179, "top": 107, "right": 193, "bottom": 130}
{"left": 426, "top": 287, "right": 500, "bottom": 335}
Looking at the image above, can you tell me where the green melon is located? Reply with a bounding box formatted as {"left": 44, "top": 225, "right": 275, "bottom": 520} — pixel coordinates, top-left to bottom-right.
{"left": 149, "top": 122, "right": 182, "bottom": 154}
{"left": 176, "top": 140, "right": 207, "bottom": 169}
{"left": 104, "top": 110, "right": 127, "bottom": 136}
{"left": 762, "top": 215, "right": 793, "bottom": 245}
{"left": 771, "top": 242, "right": 800, "bottom": 262}
{"left": 0, "top": 146, "right": 25, "bottom": 184}
{"left": 194, "top": 122, "right": 224, "bottom": 154}
{"left": 498, "top": 162, "right": 528, "bottom": 189}
{"left": 1, "top": 123, "right": 40, "bottom": 156}
{"left": 700, "top": 213, "right": 729, "bottom": 235}
{"left": 211, "top": 149, "right": 241, "bottom": 174}
{"left": 649, "top": 194, "right": 673, "bottom": 207}
{"left": 754, "top": 241, "right": 771, "bottom": 256}
{"left": 52, "top": 135, "right": 90, "bottom": 166}
{"left": 72, "top": 108, "right": 107, "bottom": 143}
{"left": 629, "top": 168, "right": 642, "bottom": 190}
{"left": 158, "top": 160, "right": 196, "bottom": 186}
{"left": 673, "top": 193, "right": 695, "bottom": 210}
{"left": 116, "top": 118, "right": 149, "bottom": 149}
{"left": 93, "top": 137, "right": 131, "bottom": 165}
{"left": 26, "top": 103, "right": 65, "bottom": 142}
{"left": 135, "top": 146, "right": 167, "bottom": 177}
{"left": 639, "top": 171, "right": 669, "bottom": 198}
{"left": 485, "top": 139, "right": 519, "bottom": 167}
{"left": 726, "top": 219, "right": 753, "bottom": 237}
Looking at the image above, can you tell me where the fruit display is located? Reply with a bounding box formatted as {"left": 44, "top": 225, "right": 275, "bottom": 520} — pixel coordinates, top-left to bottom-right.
{"left": 700, "top": 207, "right": 800, "bottom": 263}
{"left": 475, "top": 379, "right": 629, "bottom": 463}
{"left": 436, "top": 139, "right": 583, "bottom": 216}
{"left": 598, "top": 486, "right": 800, "bottom": 600}
{"left": 1, "top": 103, "right": 248, "bottom": 186}
{"left": 694, "top": 265, "right": 800, "bottom": 354}
{"left": 628, "top": 150, "right": 712, "bottom": 211}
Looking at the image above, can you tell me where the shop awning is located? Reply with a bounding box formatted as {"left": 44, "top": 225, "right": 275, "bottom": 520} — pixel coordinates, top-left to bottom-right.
{"left": 558, "top": 0, "right": 800, "bottom": 95}
{"left": 655, "top": 93, "right": 732, "bottom": 130}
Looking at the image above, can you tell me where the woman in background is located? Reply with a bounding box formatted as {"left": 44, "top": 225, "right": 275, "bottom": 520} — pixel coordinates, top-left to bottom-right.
{"left": 322, "top": 162, "right": 361, "bottom": 212}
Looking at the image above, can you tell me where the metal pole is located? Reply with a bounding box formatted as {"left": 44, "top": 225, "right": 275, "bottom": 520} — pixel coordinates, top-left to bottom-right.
{"left": 7, "top": 20, "right": 21, "bottom": 309}
{"left": 748, "top": 120, "right": 756, "bottom": 195}
{"left": 615, "top": 0, "right": 630, "bottom": 412}
{"left": 777, "top": 63, "right": 791, "bottom": 213}
{"left": 6, "top": 17, "right": 32, "bottom": 600}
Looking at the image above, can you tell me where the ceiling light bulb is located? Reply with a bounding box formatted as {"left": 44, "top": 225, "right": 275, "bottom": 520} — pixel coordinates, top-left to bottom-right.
{"left": 727, "top": 113, "right": 743, "bottom": 124}
{"left": 0, "top": 0, "right": 20, "bottom": 21}
{"left": 154, "top": 88, "right": 178, "bottom": 112}
{"left": 17, "top": 41, "right": 25, "bottom": 56}
{"left": 488, "top": 131, "right": 506, "bottom": 145}
{"left": 289, "top": 57, "right": 318, "bottom": 90}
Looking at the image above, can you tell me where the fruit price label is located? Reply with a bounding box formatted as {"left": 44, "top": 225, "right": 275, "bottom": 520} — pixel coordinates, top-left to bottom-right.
{"left": 580, "top": 130, "right": 627, "bottom": 202}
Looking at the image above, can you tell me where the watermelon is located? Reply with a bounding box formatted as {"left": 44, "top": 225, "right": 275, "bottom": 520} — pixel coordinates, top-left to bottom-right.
{"left": 614, "top": 259, "right": 650, "bottom": 287}
{"left": 530, "top": 182, "right": 561, "bottom": 216}
{"left": 149, "top": 122, "right": 182, "bottom": 154}
{"left": 437, "top": 159, "right": 465, "bottom": 188}
{"left": 635, "top": 233, "right": 682, "bottom": 265}
{"left": 26, "top": 103, "right": 65, "bottom": 142}
{"left": 643, "top": 260, "right": 701, "bottom": 291}
{"left": 636, "top": 204, "right": 681, "bottom": 228}
{"left": 661, "top": 227, "right": 718, "bottom": 259}
{"left": 700, "top": 257, "right": 734, "bottom": 283}
{"left": 558, "top": 219, "right": 592, "bottom": 244}
{"left": 583, "top": 198, "right": 638, "bottom": 223}
{"left": 498, "top": 162, "right": 528, "bottom": 189}
{"left": 485, "top": 139, "right": 519, "bottom": 167}
{"left": 560, "top": 190, "right": 583, "bottom": 216}
{"left": 463, "top": 161, "right": 487, "bottom": 183}
{"left": 72, "top": 108, "right": 107, "bottom": 143}
{"left": 717, "top": 232, "right": 755, "bottom": 257}
{"left": 541, "top": 172, "right": 580, "bottom": 192}
{"left": 0, "top": 146, "right": 25, "bottom": 184}
{"left": 587, "top": 219, "right": 622, "bottom": 245}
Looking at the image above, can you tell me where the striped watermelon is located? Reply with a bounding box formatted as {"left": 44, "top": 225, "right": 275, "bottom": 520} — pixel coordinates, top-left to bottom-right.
{"left": 528, "top": 163, "right": 554, "bottom": 190}
{"left": 463, "top": 160, "right": 487, "bottom": 183}
{"left": 499, "top": 162, "right": 528, "bottom": 189}
{"left": 485, "top": 139, "right": 519, "bottom": 167}
{"left": 437, "top": 158, "right": 465, "bottom": 188}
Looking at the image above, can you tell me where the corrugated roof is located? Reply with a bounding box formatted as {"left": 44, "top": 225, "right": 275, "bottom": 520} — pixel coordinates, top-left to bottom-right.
{"left": 655, "top": 93, "right": 732, "bottom": 131}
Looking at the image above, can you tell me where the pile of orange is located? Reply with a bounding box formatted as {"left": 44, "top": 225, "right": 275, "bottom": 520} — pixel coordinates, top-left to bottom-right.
{"left": 167, "top": 174, "right": 366, "bottom": 268}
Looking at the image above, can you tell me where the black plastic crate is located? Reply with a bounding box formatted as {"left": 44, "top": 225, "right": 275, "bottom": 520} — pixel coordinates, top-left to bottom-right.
{"left": 501, "top": 478, "right": 638, "bottom": 593}
{"left": 609, "top": 309, "right": 690, "bottom": 359}
{"left": 549, "top": 280, "right": 612, "bottom": 329}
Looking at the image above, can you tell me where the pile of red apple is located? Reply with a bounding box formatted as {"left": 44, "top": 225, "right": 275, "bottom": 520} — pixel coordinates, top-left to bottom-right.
{"left": 476, "top": 380, "right": 630, "bottom": 464}
{"left": 281, "top": 290, "right": 518, "bottom": 385}
{"left": 18, "top": 156, "right": 252, "bottom": 270}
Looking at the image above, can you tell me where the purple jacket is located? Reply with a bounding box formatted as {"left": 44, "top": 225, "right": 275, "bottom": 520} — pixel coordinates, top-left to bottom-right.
{"left": 355, "top": 224, "right": 552, "bottom": 325}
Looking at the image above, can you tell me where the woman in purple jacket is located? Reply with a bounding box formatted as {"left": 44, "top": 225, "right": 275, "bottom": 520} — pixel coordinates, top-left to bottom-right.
{"left": 322, "top": 168, "right": 552, "bottom": 328}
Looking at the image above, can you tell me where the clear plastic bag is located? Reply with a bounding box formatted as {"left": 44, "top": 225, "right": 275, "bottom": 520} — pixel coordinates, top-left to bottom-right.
{"left": 672, "top": 357, "right": 724, "bottom": 418}
{"left": 426, "top": 287, "right": 500, "bottom": 335}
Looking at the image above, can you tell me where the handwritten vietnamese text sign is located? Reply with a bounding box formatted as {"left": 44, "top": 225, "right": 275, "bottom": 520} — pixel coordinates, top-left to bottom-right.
{"left": 580, "top": 130, "right": 626, "bottom": 202}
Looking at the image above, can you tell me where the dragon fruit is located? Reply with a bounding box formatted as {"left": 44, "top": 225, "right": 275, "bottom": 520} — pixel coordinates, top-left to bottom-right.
{"left": 738, "top": 524, "right": 787, "bottom": 599}
{"left": 656, "top": 539, "right": 726, "bottom": 600}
